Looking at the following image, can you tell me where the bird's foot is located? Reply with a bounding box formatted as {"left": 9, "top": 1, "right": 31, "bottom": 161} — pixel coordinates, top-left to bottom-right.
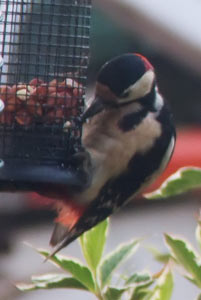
{"left": 69, "top": 151, "right": 92, "bottom": 189}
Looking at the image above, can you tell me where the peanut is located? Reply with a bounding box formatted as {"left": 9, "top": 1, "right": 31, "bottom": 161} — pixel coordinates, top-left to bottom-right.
{"left": 0, "top": 85, "right": 11, "bottom": 101}
{"left": 61, "top": 78, "right": 79, "bottom": 88}
{"left": 27, "top": 99, "right": 42, "bottom": 116}
{"left": 0, "top": 76, "right": 80, "bottom": 127}
{"left": 16, "top": 89, "right": 30, "bottom": 101}
{"left": 29, "top": 78, "right": 44, "bottom": 86}
{"left": 15, "top": 109, "right": 32, "bottom": 125}
{"left": 5, "top": 97, "right": 16, "bottom": 112}
{"left": 27, "top": 85, "right": 36, "bottom": 93}
{"left": 49, "top": 79, "right": 59, "bottom": 87}
{"left": 31, "top": 84, "right": 48, "bottom": 102}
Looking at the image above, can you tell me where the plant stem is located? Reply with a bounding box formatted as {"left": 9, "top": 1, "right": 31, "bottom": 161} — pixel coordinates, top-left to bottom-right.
{"left": 93, "top": 269, "right": 104, "bottom": 300}
{"left": 96, "top": 291, "right": 104, "bottom": 300}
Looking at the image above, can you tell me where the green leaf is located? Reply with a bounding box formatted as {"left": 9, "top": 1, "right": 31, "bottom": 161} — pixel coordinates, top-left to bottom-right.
{"left": 129, "top": 280, "right": 154, "bottom": 300}
{"left": 104, "top": 286, "right": 128, "bottom": 300}
{"left": 100, "top": 239, "right": 139, "bottom": 288}
{"left": 145, "top": 167, "right": 201, "bottom": 199}
{"left": 196, "top": 294, "right": 201, "bottom": 300}
{"left": 148, "top": 265, "right": 173, "bottom": 300}
{"left": 79, "top": 218, "right": 109, "bottom": 273}
{"left": 16, "top": 273, "right": 87, "bottom": 291}
{"left": 130, "top": 289, "right": 152, "bottom": 300}
{"left": 38, "top": 249, "right": 95, "bottom": 292}
{"left": 147, "top": 246, "right": 172, "bottom": 264}
{"left": 165, "top": 234, "right": 201, "bottom": 287}
{"left": 195, "top": 213, "right": 201, "bottom": 252}
{"left": 126, "top": 272, "right": 151, "bottom": 285}
{"left": 195, "top": 224, "right": 201, "bottom": 251}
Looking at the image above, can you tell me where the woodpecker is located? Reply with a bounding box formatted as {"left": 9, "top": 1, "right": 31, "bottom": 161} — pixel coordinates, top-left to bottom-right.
{"left": 49, "top": 53, "right": 176, "bottom": 255}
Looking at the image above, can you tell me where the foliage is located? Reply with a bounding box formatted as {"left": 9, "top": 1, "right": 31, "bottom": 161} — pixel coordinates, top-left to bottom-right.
{"left": 146, "top": 167, "right": 201, "bottom": 299}
{"left": 145, "top": 167, "right": 201, "bottom": 199}
{"left": 16, "top": 219, "right": 173, "bottom": 300}
{"left": 16, "top": 167, "right": 201, "bottom": 299}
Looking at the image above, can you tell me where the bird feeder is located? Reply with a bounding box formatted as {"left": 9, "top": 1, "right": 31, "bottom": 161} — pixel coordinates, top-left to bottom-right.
{"left": 0, "top": 0, "right": 91, "bottom": 191}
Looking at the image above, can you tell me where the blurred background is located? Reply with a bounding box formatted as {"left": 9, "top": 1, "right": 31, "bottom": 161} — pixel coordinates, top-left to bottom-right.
{"left": 0, "top": 0, "right": 201, "bottom": 299}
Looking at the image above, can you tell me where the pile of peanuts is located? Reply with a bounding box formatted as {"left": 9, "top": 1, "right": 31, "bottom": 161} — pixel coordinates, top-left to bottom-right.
{"left": 0, "top": 78, "right": 82, "bottom": 126}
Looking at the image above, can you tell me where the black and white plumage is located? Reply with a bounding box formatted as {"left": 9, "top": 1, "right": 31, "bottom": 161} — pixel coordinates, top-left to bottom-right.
{"left": 50, "top": 53, "right": 176, "bottom": 255}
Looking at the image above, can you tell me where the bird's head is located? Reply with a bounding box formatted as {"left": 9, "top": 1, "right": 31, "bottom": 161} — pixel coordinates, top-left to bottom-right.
{"left": 83, "top": 53, "right": 155, "bottom": 120}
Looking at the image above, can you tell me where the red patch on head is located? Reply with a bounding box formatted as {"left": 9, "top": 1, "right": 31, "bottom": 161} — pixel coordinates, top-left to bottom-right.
{"left": 134, "top": 53, "right": 154, "bottom": 71}
{"left": 55, "top": 200, "right": 86, "bottom": 230}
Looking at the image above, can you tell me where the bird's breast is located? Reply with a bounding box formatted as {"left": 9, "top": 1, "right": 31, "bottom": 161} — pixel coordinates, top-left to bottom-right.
{"left": 79, "top": 108, "right": 162, "bottom": 203}
{"left": 83, "top": 109, "right": 162, "bottom": 161}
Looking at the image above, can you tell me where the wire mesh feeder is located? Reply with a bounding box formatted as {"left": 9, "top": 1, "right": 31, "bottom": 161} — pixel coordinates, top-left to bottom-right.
{"left": 0, "top": 0, "right": 91, "bottom": 191}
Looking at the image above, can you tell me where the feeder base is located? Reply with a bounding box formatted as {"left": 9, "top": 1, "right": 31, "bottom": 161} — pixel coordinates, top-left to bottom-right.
{"left": 0, "top": 160, "right": 88, "bottom": 195}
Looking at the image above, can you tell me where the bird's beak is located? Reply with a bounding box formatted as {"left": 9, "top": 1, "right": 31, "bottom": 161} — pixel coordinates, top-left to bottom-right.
{"left": 81, "top": 97, "right": 105, "bottom": 122}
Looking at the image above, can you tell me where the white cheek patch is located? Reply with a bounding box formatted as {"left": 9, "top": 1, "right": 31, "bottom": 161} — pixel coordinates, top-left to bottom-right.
{"left": 120, "top": 69, "right": 155, "bottom": 102}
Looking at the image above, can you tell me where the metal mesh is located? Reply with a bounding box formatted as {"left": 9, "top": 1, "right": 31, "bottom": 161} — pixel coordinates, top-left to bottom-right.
{"left": 0, "top": 0, "right": 91, "bottom": 166}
